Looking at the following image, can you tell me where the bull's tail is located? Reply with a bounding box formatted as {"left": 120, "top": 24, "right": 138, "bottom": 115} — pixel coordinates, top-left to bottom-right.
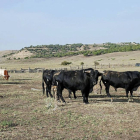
{"left": 42, "top": 71, "right": 45, "bottom": 95}
{"left": 99, "top": 78, "right": 102, "bottom": 94}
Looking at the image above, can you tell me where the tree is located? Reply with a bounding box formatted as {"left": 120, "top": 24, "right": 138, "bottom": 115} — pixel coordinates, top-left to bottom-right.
{"left": 80, "top": 62, "right": 84, "bottom": 69}
{"left": 94, "top": 61, "right": 99, "bottom": 66}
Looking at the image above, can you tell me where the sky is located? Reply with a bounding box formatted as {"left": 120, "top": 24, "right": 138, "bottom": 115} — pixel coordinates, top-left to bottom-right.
{"left": 0, "top": 0, "right": 140, "bottom": 50}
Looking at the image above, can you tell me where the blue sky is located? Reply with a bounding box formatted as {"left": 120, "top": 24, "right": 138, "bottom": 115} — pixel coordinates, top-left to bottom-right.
{"left": 0, "top": 0, "right": 140, "bottom": 50}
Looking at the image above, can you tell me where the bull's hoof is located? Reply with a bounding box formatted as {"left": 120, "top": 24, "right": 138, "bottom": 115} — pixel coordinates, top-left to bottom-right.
{"left": 128, "top": 98, "right": 133, "bottom": 102}
{"left": 62, "top": 102, "right": 66, "bottom": 105}
{"left": 84, "top": 102, "right": 89, "bottom": 104}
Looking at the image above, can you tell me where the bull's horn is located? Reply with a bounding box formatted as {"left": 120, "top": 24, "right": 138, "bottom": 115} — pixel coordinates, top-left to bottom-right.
{"left": 84, "top": 70, "right": 91, "bottom": 73}
{"left": 99, "top": 71, "right": 104, "bottom": 74}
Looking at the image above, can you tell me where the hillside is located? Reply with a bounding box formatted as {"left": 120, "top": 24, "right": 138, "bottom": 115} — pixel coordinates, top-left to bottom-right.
{"left": 0, "top": 42, "right": 140, "bottom": 71}
{"left": 1, "top": 42, "right": 140, "bottom": 60}
{"left": 0, "top": 50, "right": 18, "bottom": 63}
{"left": 0, "top": 50, "right": 140, "bottom": 72}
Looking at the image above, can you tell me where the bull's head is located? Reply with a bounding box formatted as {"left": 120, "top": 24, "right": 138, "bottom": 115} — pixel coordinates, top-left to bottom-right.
{"left": 84, "top": 68, "right": 99, "bottom": 86}
{"left": 4, "top": 75, "right": 10, "bottom": 80}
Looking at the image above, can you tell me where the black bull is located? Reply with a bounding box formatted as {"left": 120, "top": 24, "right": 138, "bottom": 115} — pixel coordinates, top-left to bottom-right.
{"left": 42, "top": 69, "right": 55, "bottom": 97}
{"left": 100, "top": 70, "right": 140, "bottom": 100}
{"left": 52, "top": 69, "right": 101, "bottom": 104}
{"left": 42, "top": 69, "right": 76, "bottom": 98}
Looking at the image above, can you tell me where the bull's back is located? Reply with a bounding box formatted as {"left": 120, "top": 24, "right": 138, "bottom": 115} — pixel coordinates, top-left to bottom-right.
{"left": 104, "top": 71, "right": 130, "bottom": 88}
{"left": 62, "top": 71, "right": 88, "bottom": 90}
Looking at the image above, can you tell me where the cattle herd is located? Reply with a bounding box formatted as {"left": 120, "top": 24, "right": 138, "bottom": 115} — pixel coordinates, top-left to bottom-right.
{"left": 42, "top": 68, "right": 140, "bottom": 104}
{"left": 1, "top": 68, "right": 140, "bottom": 103}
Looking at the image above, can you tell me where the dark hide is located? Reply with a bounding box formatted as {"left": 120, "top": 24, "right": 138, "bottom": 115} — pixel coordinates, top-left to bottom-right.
{"left": 52, "top": 69, "right": 100, "bottom": 104}
{"left": 42, "top": 69, "right": 55, "bottom": 97}
{"left": 42, "top": 69, "right": 76, "bottom": 99}
{"left": 100, "top": 70, "right": 140, "bottom": 98}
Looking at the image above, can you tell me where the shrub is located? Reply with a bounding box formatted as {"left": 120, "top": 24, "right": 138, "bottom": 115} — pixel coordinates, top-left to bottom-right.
{"left": 61, "top": 61, "right": 72, "bottom": 65}
{"left": 94, "top": 61, "right": 99, "bottom": 66}
{"left": 24, "top": 57, "right": 29, "bottom": 59}
{"left": 80, "top": 62, "right": 84, "bottom": 65}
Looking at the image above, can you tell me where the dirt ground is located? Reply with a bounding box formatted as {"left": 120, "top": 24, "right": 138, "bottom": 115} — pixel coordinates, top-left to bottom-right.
{"left": 1, "top": 72, "right": 140, "bottom": 140}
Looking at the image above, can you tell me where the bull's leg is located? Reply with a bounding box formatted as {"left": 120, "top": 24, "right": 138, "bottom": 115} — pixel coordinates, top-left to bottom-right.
{"left": 57, "top": 87, "right": 65, "bottom": 103}
{"left": 42, "top": 82, "right": 45, "bottom": 95}
{"left": 105, "top": 85, "right": 113, "bottom": 102}
{"left": 73, "top": 91, "right": 77, "bottom": 99}
{"left": 85, "top": 92, "right": 89, "bottom": 104}
{"left": 82, "top": 91, "right": 88, "bottom": 104}
{"left": 81, "top": 91, "right": 85, "bottom": 103}
{"left": 46, "top": 86, "right": 49, "bottom": 97}
{"left": 126, "top": 90, "right": 128, "bottom": 98}
{"left": 59, "top": 91, "right": 65, "bottom": 103}
{"left": 56, "top": 91, "right": 60, "bottom": 101}
{"left": 48, "top": 85, "right": 53, "bottom": 98}
{"left": 125, "top": 90, "right": 130, "bottom": 102}
{"left": 105, "top": 85, "right": 111, "bottom": 97}
{"left": 82, "top": 93, "right": 86, "bottom": 103}
{"left": 68, "top": 90, "right": 77, "bottom": 99}
{"left": 130, "top": 90, "right": 134, "bottom": 102}
{"left": 68, "top": 90, "right": 72, "bottom": 99}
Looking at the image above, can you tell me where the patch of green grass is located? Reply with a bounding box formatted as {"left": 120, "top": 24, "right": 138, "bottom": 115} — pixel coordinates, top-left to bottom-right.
{"left": 111, "top": 58, "right": 115, "bottom": 60}
{"left": 1, "top": 109, "right": 8, "bottom": 114}
{"left": 45, "top": 97, "right": 56, "bottom": 110}
{"left": 97, "top": 59, "right": 102, "bottom": 61}
{"left": 118, "top": 110, "right": 124, "bottom": 114}
{"left": 132, "top": 129, "right": 137, "bottom": 132}
{"left": 0, "top": 120, "right": 18, "bottom": 131}
{"left": 116, "top": 130, "right": 122, "bottom": 135}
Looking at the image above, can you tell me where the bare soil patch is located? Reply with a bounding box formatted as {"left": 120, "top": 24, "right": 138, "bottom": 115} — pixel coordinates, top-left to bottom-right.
{"left": 12, "top": 50, "right": 34, "bottom": 59}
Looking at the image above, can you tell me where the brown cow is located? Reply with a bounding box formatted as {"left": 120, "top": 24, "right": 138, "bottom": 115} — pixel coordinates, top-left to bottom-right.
{"left": 0, "top": 69, "right": 10, "bottom": 80}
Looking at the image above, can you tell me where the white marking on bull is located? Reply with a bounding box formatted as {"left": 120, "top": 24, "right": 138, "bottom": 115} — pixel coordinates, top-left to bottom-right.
{"left": 56, "top": 81, "right": 58, "bottom": 85}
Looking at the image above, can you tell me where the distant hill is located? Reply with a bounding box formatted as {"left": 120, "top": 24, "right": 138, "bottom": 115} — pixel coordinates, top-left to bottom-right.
{"left": 1, "top": 42, "right": 140, "bottom": 60}
{"left": 0, "top": 50, "right": 18, "bottom": 62}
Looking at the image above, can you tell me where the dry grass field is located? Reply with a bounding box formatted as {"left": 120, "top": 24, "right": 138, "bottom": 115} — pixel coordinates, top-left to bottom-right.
{"left": 1, "top": 50, "right": 140, "bottom": 71}
{"left": 1, "top": 50, "right": 140, "bottom": 139}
